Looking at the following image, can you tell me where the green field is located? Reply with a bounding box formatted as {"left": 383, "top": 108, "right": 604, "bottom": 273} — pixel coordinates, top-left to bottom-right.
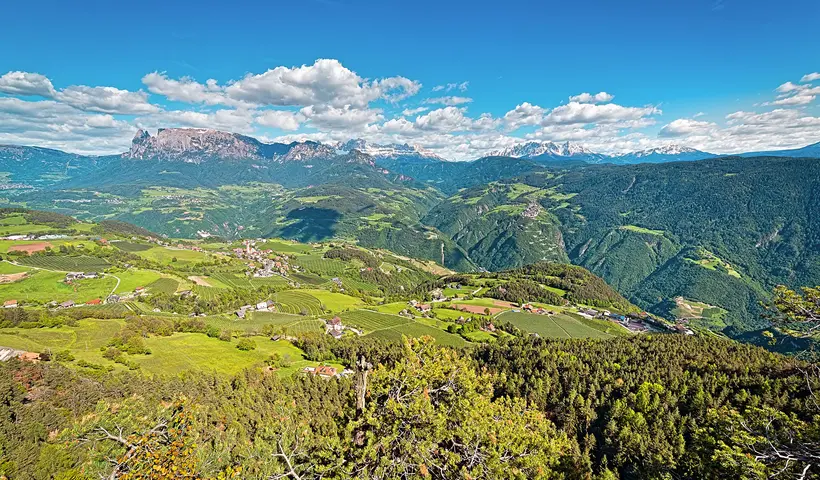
{"left": 0, "top": 319, "right": 125, "bottom": 364}
{"left": 16, "top": 255, "right": 111, "bottom": 272}
{"left": 138, "top": 334, "right": 324, "bottom": 376}
{"left": 135, "top": 246, "right": 210, "bottom": 265}
{"left": 292, "top": 255, "right": 348, "bottom": 276}
{"left": 272, "top": 290, "right": 325, "bottom": 315}
{"left": 300, "top": 289, "right": 363, "bottom": 312}
{"left": 111, "top": 241, "right": 153, "bottom": 252}
{"left": 340, "top": 310, "right": 410, "bottom": 332}
{"left": 366, "top": 321, "right": 469, "bottom": 347}
{"left": 146, "top": 277, "right": 180, "bottom": 294}
{"left": 0, "top": 320, "right": 333, "bottom": 377}
{"left": 498, "top": 311, "right": 614, "bottom": 339}
{"left": 0, "top": 270, "right": 115, "bottom": 303}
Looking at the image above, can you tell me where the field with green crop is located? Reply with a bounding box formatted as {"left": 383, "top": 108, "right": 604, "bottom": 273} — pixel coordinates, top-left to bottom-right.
{"left": 340, "top": 310, "right": 410, "bottom": 332}
{"left": 292, "top": 255, "right": 347, "bottom": 276}
{"left": 497, "top": 311, "right": 614, "bottom": 339}
{"left": 16, "top": 255, "right": 111, "bottom": 271}
{"left": 111, "top": 241, "right": 153, "bottom": 252}
{"left": 366, "top": 321, "right": 469, "bottom": 347}
{"left": 272, "top": 291, "right": 325, "bottom": 315}
{"left": 0, "top": 270, "right": 115, "bottom": 304}
{"left": 300, "top": 289, "right": 363, "bottom": 312}
{"left": 146, "top": 277, "right": 180, "bottom": 294}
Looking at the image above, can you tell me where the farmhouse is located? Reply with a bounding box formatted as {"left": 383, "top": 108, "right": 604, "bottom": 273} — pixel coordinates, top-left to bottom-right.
{"left": 313, "top": 365, "right": 337, "bottom": 378}
{"left": 414, "top": 304, "right": 431, "bottom": 313}
{"left": 3, "top": 300, "right": 18, "bottom": 308}
{"left": 86, "top": 298, "right": 101, "bottom": 305}
{"left": 134, "top": 286, "right": 145, "bottom": 294}
{"left": 106, "top": 295, "right": 120, "bottom": 304}
{"left": 59, "top": 300, "right": 75, "bottom": 308}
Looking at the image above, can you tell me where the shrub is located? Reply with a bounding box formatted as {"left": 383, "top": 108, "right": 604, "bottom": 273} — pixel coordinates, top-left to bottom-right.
{"left": 236, "top": 339, "right": 257, "bottom": 351}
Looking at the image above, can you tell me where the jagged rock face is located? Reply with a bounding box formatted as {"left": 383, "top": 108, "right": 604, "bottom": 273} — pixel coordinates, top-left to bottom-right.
{"left": 278, "top": 142, "right": 337, "bottom": 162}
{"left": 489, "top": 141, "right": 595, "bottom": 159}
{"left": 336, "top": 139, "right": 444, "bottom": 161}
{"left": 125, "top": 128, "right": 266, "bottom": 162}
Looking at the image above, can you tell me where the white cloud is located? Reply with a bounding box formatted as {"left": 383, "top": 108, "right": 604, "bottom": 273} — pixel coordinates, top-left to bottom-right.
{"left": 432, "top": 82, "right": 468, "bottom": 93}
{"left": 401, "top": 107, "right": 428, "bottom": 116}
{"left": 223, "top": 59, "right": 420, "bottom": 108}
{"left": 542, "top": 102, "right": 660, "bottom": 125}
{"left": 775, "top": 81, "right": 806, "bottom": 94}
{"left": 659, "top": 118, "right": 717, "bottom": 137}
{"left": 568, "top": 92, "right": 614, "bottom": 104}
{"left": 503, "top": 102, "right": 546, "bottom": 129}
{"left": 54, "top": 85, "right": 159, "bottom": 114}
{"left": 800, "top": 72, "right": 820, "bottom": 83}
{"left": 142, "top": 72, "right": 232, "bottom": 106}
{"left": 298, "top": 105, "right": 383, "bottom": 129}
{"left": 255, "top": 110, "right": 304, "bottom": 131}
{"left": 0, "top": 71, "right": 56, "bottom": 97}
{"left": 424, "top": 96, "right": 473, "bottom": 106}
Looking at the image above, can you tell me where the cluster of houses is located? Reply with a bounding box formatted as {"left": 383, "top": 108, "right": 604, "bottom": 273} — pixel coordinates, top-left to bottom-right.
{"left": 519, "top": 303, "right": 557, "bottom": 315}
{"left": 64, "top": 271, "right": 101, "bottom": 282}
{"left": 234, "top": 299, "right": 276, "bottom": 318}
{"left": 301, "top": 365, "right": 354, "bottom": 378}
{"left": 0, "top": 347, "right": 40, "bottom": 363}
{"left": 1, "top": 233, "right": 68, "bottom": 241}
{"left": 407, "top": 299, "right": 432, "bottom": 314}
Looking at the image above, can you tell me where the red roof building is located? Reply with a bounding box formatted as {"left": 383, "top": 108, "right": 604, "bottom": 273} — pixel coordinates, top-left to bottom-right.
{"left": 86, "top": 298, "right": 102, "bottom": 305}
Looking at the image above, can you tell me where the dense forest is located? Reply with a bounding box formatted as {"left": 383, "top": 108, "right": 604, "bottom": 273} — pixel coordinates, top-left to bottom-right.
{"left": 2, "top": 331, "right": 819, "bottom": 479}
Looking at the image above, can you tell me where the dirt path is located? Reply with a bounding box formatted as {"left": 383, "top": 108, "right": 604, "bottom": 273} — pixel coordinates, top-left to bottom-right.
{"left": 188, "top": 276, "right": 212, "bottom": 287}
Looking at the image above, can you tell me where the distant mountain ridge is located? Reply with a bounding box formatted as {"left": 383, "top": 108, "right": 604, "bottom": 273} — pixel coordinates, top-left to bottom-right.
{"left": 6, "top": 127, "right": 820, "bottom": 166}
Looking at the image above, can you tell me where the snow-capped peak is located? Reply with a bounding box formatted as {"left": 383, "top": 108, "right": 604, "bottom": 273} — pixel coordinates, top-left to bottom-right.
{"left": 489, "top": 141, "right": 594, "bottom": 159}
{"left": 336, "top": 139, "right": 444, "bottom": 161}
{"left": 630, "top": 144, "right": 700, "bottom": 157}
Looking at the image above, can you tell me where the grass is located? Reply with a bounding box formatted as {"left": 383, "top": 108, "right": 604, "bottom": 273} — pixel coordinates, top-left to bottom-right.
{"left": 300, "top": 289, "right": 363, "bottom": 312}
{"left": 272, "top": 291, "right": 325, "bottom": 316}
{"left": 113, "top": 269, "right": 166, "bottom": 294}
{"left": 620, "top": 225, "right": 665, "bottom": 236}
{"left": 138, "top": 334, "right": 317, "bottom": 376}
{"left": 498, "top": 311, "right": 613, "bottom": 339}
{"left": 112, "top": 241, "right": 153, "bottom": 252}
{"left": 0, "top": 270, "right": 116, "bottom": 303}
{"left": 0, "top": 320, "right": 334, "bottom": 377}
{"left": 0, "top": 261, "right": 29, "bottom": 274}
{"left": 0, "top": 319, "right": 125, "bottom": 364}
{"left": 16, "top": 255, "right": 111, "bottom": 272}
{"left": 146, "top": 277, "right": 180, "bottom": 294}
{"left": 367, "top": 321, "right": 468, "bottom": 347}
{"left": 134, "top": 246, "right": 210, "bottom": 265}
{"left": 340, "top": 310, "right": 410, "bottom": 332}
{"left": 292, "top": 255, "right": 348, "bottom": 276}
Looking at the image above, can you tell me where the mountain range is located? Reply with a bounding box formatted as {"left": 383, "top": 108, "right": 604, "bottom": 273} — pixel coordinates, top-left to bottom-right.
{"left": 1, "top": 127, "right": 820, "bottom": 338}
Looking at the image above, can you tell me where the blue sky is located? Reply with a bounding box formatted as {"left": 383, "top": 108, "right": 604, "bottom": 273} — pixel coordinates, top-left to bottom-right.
{"left": 1, "top": 0, "right": 819, "bottom": 158}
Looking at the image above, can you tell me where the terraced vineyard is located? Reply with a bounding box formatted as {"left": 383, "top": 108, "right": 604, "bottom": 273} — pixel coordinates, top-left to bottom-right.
{"left": 16, "top": 255, "right": 111, "bottom": 271}
{"left": 367, "top": 321, "right": 469, "bottom": 347}
{"left": 293, "top": 255, "right": 347, "bottom": 276}
{"left": 272, "top": 291, "right": 324, "bottom": 315}
{"left": 340, "top": 310, "right": 409, "bottom": 332}
{"left": 111, "top": 241, "right": 152, "bottom": 252}
{"left": 210, "top": 272, "right": 290, "bottom": 290}
{"left": 146, "top": 277, "right": 179, "bottom": 294}
{"left": 498, "top": 311, "right": 614, "bottom": 339}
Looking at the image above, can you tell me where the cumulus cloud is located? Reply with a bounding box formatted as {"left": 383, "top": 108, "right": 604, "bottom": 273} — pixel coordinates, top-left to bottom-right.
{"left": 298, "top": 105, "right": 383, "bottom": 129}
{"left": 223, "top": 59, "right": 420, "bottom": 108}
{"left": 542, "top": 102, "right": 660, "bottom": 125}
{"left": 255, "top": 110, "right": 304, "bottom": 131}
{"left": 568, "top": 92, "right": 614, "bottom": 104}
{"left": 142, "top": 72, "right": 233, "bottom": 106}
{"left": 54, "top": 85, "right": 159, "bottom": 114}
{"left": 424, "top": 96, "right": 473, "bottom": 106}
{"left": 659, "top": 118, "right": 717, "bottom": 137}
{"left": 432, "top": 82, "right": 468, "bottom": 93}
{"left": 801, "top": 72, "right": 820, "bottom": 83}
{"left": 0, "top": 71, "right": 56, "bottom": 97}
{"left": 401, "top": 107, "right": 428, "bottom": 116}
{"left": 503, "top": 102, "right": 546, "bottom": 129}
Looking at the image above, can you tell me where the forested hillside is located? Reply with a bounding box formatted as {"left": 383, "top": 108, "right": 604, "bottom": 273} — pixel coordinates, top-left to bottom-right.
{"left": 1, "top": 334, "right": 818, "bottom": 479}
